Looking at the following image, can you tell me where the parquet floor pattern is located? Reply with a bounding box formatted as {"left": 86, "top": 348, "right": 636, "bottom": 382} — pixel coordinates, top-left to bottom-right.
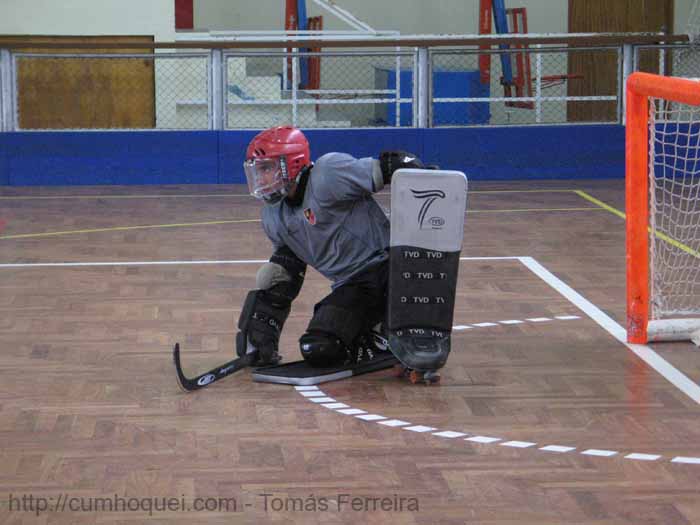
{"left": 1, "top": 180, "right": 699, "bottom": 524}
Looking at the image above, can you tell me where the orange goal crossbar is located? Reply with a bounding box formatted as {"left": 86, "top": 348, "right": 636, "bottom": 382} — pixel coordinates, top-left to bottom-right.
{"left": 626, "top": 72, "right": 700, "bottom": 343}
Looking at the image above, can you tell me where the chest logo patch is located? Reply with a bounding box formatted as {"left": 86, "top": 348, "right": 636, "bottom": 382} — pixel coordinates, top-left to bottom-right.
{"left": 303, "top": 207, "right": 317, "bottom": 225}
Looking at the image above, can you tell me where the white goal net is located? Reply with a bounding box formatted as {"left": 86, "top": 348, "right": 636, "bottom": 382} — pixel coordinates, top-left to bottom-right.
{"left": 648, "top": 96, "right": 700, "bottom": 338}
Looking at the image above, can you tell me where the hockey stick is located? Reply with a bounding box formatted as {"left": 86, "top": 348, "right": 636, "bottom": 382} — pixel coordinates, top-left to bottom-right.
{"left": 173, "top": 343, "right": 250, "bottom": 392}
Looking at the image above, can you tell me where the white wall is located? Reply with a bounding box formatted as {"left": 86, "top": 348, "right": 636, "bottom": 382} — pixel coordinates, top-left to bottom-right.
{"left": 193, "top": 0, "right": 566, "bottom": 34}
{"left": 0, "top": 0, "right": 175, "bottom": 42}
{"left": 196, "top": 0, "right": 700, "bottom": 35}
{"left": 675, "top": 0, "right": 696, "bottom": 36}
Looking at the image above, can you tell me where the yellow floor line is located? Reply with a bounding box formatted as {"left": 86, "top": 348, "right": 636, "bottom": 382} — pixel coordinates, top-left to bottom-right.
{"left": 468, "top": 207, "right": 602, "bottom": 214}
{"left": 0, "top": 219, "right": 261, "bottom": 240}
{"left": 0, "top": 188, "right": 585, "bottom": 200}
{"left": 573, "top": 190, "right": 626, "bottom": 219}
{"left": 0, "top": 193, "right": 250, "bottom": 200}
{"left": 0, "top": 207, "right": 604, "bottom": 241}
{"left": 574, "top": 190, "right": 700, "bottom": 258}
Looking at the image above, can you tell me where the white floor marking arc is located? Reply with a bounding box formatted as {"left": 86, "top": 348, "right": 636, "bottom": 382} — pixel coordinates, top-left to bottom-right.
{"left": 336, "top": 408, "right": 366, "bottom": 415}
{"left": 321, "top": 403, "right": 349, "bottom": 409}
{"left": 309, "top": 397, "right": 336, "bottom": 403}
{"left": 466, "top": 436, "right": 501, "bottom": 444}
{"left": 581, "top": 449, "right": 618, "bottom": 457}
{"left": 540, "top": 445, "right": 576, "bottom": 453}
{"left": 500, "top": 441, "right": 537, "bottom": 449}
{"left": 433, "top": 431, "right": 468, "bottom": 438}
{"left": 625, "top": 453, "right": 661, "bottom": 461}
{"left": 5, "top": 255, "right": 699, "bottom": 463}
{"left": 672, "top": 457, "right": 700, "bottom": 464}
{"left": 290, "top": 251, "right": 700, "bottom": 466}
{"left": 355, "top": 414, "right": 386, "bottom": 421}
{"left": 378, "top": 419, "right": 411, "bottom": 427}
{"left": 296, "top": 388, "right": 700, "bottom": 466}
{"left": 404, "top": 426, "right": 436, "bottom": 433}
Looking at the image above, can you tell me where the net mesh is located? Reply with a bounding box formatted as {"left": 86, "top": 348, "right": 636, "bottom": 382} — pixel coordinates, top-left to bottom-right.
{"left": 648, "top": 96, "right": 700, "bottom": 318}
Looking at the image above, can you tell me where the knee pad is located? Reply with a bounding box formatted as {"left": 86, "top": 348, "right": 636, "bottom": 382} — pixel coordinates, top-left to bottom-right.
{"left": 299, "top": 331, "right": 348, "bottom": 367}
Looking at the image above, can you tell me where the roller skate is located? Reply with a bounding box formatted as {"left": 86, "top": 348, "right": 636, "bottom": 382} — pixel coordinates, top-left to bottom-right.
{"left": 394, "top": 364, "right": 441, "bottom": 385}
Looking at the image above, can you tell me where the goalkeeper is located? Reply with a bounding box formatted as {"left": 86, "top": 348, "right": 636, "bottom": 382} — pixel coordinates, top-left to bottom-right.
{"left": 236, "top": 125, "right": 426, "bottom": 368}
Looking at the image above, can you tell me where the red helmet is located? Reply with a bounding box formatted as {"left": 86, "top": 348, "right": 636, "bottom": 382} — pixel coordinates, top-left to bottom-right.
{"left": 244, "top": 126, "right": 310, "bottom": 202}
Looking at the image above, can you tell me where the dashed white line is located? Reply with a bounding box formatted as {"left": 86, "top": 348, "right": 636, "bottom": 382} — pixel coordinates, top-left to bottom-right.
{"left": 322, "top": 402, "right": 349, "bottom": 409}
{"left": 501, "top": 441, "right": 537, "bottom": 449}
{"left": 296, "top": 391, "right": 699, "bottom": 467}
{"left": 581, "top": 449, "right": 618, "bottom": 457}
{"left": 672, "top": 456, "right": 700, "bottom": 464}
{"left": 625, "top": 453, "right": 661, "bottom": 461}
{"left": 378, "top": 419, "right": 411, "bottom": 427}
{"left": 300, "top": 391, "right": 327, "bottom": 397}
{"left": 404, "top": 425, "right": 437, "bottom": 433}
{"left": 540, "top": 445, "right": 576, "bottom": 453}
{"left": 292, "top": 320, "right": 691, "bottom": 467}
{"left": 466, "top": 436, "right": 502, "bottom": 444}
{"left": 433, "top": 431, "right": 468, "bottom": 438}
{"left": 453, "top": 315, "right": 580, "bottom": 331}
{"left": 309, "top": 397, "right": 336, "bottom": 403}
{"left": 355, "top": 414, "right": 387, "bottom": 421}
{"left": 336, "top": 408, "right": 366, "bottom": 415}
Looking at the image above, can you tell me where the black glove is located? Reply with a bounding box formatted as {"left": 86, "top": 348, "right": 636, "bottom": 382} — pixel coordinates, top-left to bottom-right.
{"left": 235, "top": 290, "right": 288, "bottom": 366}
{"left": 379, "top": 150, "right": 426, "bottom": 184}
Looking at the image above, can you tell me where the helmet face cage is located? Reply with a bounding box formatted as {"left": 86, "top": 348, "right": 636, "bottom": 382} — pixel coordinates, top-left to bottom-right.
{"left": 243, "top": 155, "right": 290, "bottom": 203}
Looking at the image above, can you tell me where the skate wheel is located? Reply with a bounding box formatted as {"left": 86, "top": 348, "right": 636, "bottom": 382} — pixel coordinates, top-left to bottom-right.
{"left": 408, "top": 370, "right": 420, "bottom": 384}
{"left": 408, "top": 370, "right": 441, "bottom": 385}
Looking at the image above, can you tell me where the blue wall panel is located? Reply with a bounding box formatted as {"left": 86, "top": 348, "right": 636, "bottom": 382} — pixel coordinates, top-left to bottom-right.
{"left": 421, "top": 125, "right": 624, "bottom": 180}
{"left": 4, "top": 131, "right": 219, "bottom": 186}
{"left": 219, "top": 128, "right": 424, "bottom": 184}
{"left": 0, "top": 125, "right": 624, "bottom": 186}
{"left": 218, "top": 130, "right": 261, "bottom": 184}
{"left": 0, "top": 134, "right": 8, "bottom": 185}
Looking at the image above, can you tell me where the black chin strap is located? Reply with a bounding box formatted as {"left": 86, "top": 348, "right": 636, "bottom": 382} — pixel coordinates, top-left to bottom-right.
{"left": 285, "top": 164, "right": 313, "bottom": 207}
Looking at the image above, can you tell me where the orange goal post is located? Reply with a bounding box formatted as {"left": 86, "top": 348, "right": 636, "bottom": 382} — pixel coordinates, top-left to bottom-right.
{"left": 627, "top": 72, "right": 700, "bottom": 344}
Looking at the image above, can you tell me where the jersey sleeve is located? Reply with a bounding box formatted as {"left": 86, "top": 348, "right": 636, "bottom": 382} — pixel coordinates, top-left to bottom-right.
{"left": 313, "top": 152, "right": 383, "bottom": 203}
{"left": 261, "top": 206, "right": 284, "bottom": 251}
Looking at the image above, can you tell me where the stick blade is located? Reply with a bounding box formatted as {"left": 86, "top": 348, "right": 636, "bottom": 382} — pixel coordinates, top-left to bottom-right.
{"left": 173, "top": 342, "right": 196, "bottom": 392}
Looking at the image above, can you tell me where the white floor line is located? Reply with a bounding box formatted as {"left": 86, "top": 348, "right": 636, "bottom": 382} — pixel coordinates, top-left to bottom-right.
{"left": 0, "top": 256, "right": 524, "bottom": 269}
{"left": 0, "top": 257, "right": 522, "bottom": 268}
{"left": 519, "top": 256, "right": 700, "bottom": 405}
{"left": 0, "top": 259, "right": 270, "bottom": 269}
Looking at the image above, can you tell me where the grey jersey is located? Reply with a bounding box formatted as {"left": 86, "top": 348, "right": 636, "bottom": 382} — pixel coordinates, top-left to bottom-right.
{"left": 261, "top": 152, "right": 389, "bottom": 288}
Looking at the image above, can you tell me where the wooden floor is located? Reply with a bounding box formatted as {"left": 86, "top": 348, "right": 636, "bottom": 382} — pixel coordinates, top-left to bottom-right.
{"left": 2, "top": 179, "right": 700, "bottom": 524}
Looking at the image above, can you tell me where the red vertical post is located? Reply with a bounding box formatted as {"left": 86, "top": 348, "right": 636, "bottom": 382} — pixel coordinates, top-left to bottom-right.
{"left": 175, "top": 0, "right": 193, "bottom": 30}
{"left": 285, "top": 0, "right": 298, "bottom": 89}
{"left": 478, "top": 0, "right": 492, "bottom": 85}
{"left": 626, "top": 79, "right": 650, "bottom": 344}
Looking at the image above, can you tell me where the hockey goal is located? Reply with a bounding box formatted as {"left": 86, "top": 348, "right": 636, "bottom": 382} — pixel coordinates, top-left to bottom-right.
{"left": 627, "top": 72, "right": 700, "bottom": 343}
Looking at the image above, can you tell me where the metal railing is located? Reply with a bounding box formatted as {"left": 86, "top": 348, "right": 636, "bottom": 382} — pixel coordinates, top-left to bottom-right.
{"left": 0, "top": 34, "right": 696, "bottom": 132}
{"left": 430, "top": 46, "right": 621, "bottom": 126}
